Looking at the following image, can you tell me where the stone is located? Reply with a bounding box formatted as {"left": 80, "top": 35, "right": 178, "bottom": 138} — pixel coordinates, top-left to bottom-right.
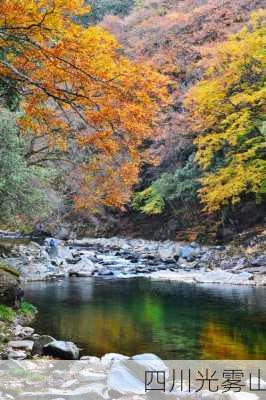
{"left": 246, "top": 266, "right": 266, "bottom": 274}
{"left": 69, "top": 270, "right": 94, "bottom": 278}
{"left": 8, "top": 340, "right": 34, "bottom": 352}
{"left": 108, "top": 354, "right": 168, "bottom": 396}
{"left": 231, "top": 257, "right": 248, "bottom": 270}
{"left": 77, "top": 370, "right": 106, "bottom": 383}
{"left": 68, "top": 258, "right": 95, "bottom": 277}
{"left": 150, "top": 269, "right": 255, "bottom": 285}
{"left": 18, "top": 384, "right": 105, "bottom": 400}
{"left": 80, "top": 358, "right": 105, "bottom": 373}
{"left": 12, "top": 325, "right": 35, "bottom": 338}
{"left": 250, "top": 254, "right": 266, "bottom": 267}
{"left": 21, "top": 326, "right": 35, "bottom": 337}
{"left": 131, "top": 353, "right": 169, "bottom": 380}
{"left": 107, "top": 362, "right": 145, "bottom": 395}
{"left": 220, "top": 258, "right": 239, "bottom": 270}
{"left": 43, "top": 340, "right": 80, "bottom": 360}
{"left": 27, "top": 242, "right": 42, "bottom": 254}
{"left": 80, "top": 356, "right": 100, "bottom": 362}
{"left": 61, "top": 379, "right": 79, "bottom": 388}
{"left": 98, "top": 269, "right": 114, "bottom": 276}
{"left": 101, "top": 353, "right": 129, "bottom": 368}
{"left": 7, "top": 349, "right": 27, "bottom": 360}
{"left": 179, "top": 260, "right": 199, "bottom": 270}
{"left": 5, "top": 359, "right": 28, "bottom": 371}
{"left": 0, "top": 265, "right": 23, "bottom": 307}
{"left": 32, "top": 335, "right": 55, "bottom": 355}
{"left": 179, "top": 246, "right": 200, "bottom": 261}
{"left": 158, "top": 244, "right": 181, "bottom": 261}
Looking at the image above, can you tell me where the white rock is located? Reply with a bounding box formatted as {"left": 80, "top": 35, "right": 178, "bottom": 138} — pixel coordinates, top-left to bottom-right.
{"left": 158, "top": 244, "right": 181, "bottom": 260}
{"left": 101, "top": 353, "right": 129, "bottom": 368}
{"left": 150, "top": 270, "right": 254, "bottom": 286}
{"left": 12, "top": 325, "right": 35, "bottom": 338}
{"left": 80, "top": 356, "right": 100, "bottom": 363}
{"left": 77, "top": 370, "right": 106, "bottom": 383}
{"left": 20, "top": 383, "right": 105, "bottom": 399}
{"left": 107, "top": 363, "right": 145, "bottom": 395}
{"left": 131, "top": 354, "right": 168, "bottom": 375}
{"left": 61, "top": 379, "right": 79, "bottom": 388}
{"left": 8, "top": 340, "right": 34, "bottom": 352}
{"left": 7, "top": 350, "right": 27, "bottom": 360}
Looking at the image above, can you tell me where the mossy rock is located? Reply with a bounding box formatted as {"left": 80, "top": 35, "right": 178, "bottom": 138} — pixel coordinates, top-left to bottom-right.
{"left": 0, "top": 261, "right": 20, "bottom": 277}
{"left": 0, "top": 263, "right": 23, "bottom": 308}
{"left": 0, "top": 242, "right": 14, "bottom": 256}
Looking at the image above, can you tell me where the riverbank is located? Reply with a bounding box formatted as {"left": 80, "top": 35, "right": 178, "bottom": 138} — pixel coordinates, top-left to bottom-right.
{"left": 1, "top": 230, "right": 265, "bottom": 285}
{"left": 0, "top": 230, "right": 265, "bottom": 360}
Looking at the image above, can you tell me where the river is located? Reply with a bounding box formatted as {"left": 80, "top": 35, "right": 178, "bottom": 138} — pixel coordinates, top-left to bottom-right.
{"left": 25, "top": 277, "right": 266, "bottom": 359}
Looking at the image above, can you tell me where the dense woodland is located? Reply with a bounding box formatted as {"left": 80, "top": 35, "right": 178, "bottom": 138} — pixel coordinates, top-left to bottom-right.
{"left": 0, "top": 0, "right": 265, "bottom": 241}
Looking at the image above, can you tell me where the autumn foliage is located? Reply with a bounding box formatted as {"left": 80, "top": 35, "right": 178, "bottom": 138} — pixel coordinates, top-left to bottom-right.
{"left": 186, "top": 10, "right": 266, "bottom": 212}
{"left": 0, "top": 0, "right": 167, "bottom": 210}
{"left": 0, "top": 0, "right": 265, "bottom": 236}
{"left": 103, "top": 0, "right": 265, "bottom": 225}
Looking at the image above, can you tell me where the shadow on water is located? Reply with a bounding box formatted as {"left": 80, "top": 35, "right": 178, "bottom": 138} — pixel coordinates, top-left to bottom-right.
{"left": 24, "top": 278, "right": 266, "bottom": 359}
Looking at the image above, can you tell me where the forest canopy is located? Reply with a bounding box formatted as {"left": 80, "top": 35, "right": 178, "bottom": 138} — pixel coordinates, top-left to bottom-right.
{"left": 185, "top": 10, "right": 266, "bottom": 212}
{"left": 0, "top": 0, "right": 167, "bottom": 218}
{"left": 0, "top": 0, "right": 265, "bottom": 239}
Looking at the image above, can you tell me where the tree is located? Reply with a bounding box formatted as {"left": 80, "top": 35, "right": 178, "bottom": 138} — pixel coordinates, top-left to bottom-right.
{"left": 0, "top": 108, "right": 56, "bottom": 228}
{"left": 103, "top": 0, "right": 265, "bottom": 207}
{"left": 133, "top": 154, "right": 200, "bottom": 214}
{"left": 83, "top": 0, "right": 134, "bottom": 24}
{"left": 185, "top": 10, "right": 266, "bottom": 212}
{"left": 0, "top": 0, "right": 167, "bottom": 211}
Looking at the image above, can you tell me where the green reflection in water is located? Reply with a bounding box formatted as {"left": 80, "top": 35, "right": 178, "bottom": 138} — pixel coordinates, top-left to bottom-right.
{"left": 25, "top": 278, "right": 266, "bottom": 359}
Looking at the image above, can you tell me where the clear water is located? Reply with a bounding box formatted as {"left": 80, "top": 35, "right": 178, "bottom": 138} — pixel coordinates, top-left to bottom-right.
{"left": 25, "top": 278, "right": 266, "bottom": 359}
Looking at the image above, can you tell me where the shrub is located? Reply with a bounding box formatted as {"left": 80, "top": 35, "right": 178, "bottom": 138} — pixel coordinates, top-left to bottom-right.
{"left": 133, "top": 155, "right": 200, "bottom": 214}
{"left": 0, "top": 305, "right": 16, "bottom": 322}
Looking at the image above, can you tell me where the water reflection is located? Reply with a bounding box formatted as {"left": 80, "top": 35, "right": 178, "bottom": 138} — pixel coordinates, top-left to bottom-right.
{"left": 25, "top": 278, "right": 266, "bottom": 359}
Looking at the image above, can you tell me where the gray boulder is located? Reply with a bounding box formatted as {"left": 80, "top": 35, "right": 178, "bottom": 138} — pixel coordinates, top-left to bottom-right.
{"left": 131, "top": 353, "right": 169, "bottom": 380}
{"left": 43, "top": 340, "right": 80, "bottom": 360}
{"left": 101, "top": 353, "right": 129, "bottom": 368}
{"left": 158, "top": 244, "right": 181, "bottom": 261}
{"left": 220, "top": 256, "right": 241, "bottom": 270}
{"left": 107, "top": 362, "right": 145, "bottom": 395}
{"left": 98, "top": 269, "right": 114, "bottom": 276}
{"left": 250, "top": 254, "right": 266, "bottom": 267}
{"left": 8, "top": 340, "right": 34, "bottom": 352}
{"left": 108, "top": 354, "right": 168, "bottom": 396}
{"left": 179, "top": 246, "right": 200, "bottom": 261}
{"left": 0, "top": 264, "right": 23, "bottom": 307}
{"left": 32, "top": 335, "right": 55, "bottom": 356}
{"left": 7, "top": 349, "right": 27, "bottom": 360}
{"left": 12, "top": 325, "right": 35, "bottom": 338}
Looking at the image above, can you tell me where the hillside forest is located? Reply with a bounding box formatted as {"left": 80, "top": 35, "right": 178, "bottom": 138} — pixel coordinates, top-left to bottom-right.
{"left": 0, "top": 0, "right": 265, "bottom": 242}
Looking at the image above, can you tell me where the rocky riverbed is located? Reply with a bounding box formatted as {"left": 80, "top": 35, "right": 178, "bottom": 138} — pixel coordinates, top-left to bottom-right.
{"left": 0, "top": 353, "right": 265, "bottom": 400}
{"left": 0, "top": 232, "right": 265, "bottom": 399}
{"left": 1, "top": 231, "right": 265, "bottom": 285}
